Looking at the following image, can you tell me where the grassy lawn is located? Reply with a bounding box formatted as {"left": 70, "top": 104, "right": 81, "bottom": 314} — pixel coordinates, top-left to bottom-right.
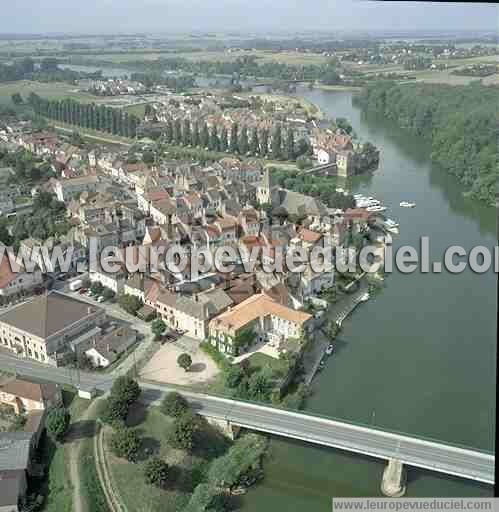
{"left": 246, "top": 352, "right": 288, "bottom": 375}
{"left": 0, "top": 81, "right": 100, "bottom": 106}
{"left": 107, "top": 403, "right": 231, "bottom": 512}
{"left": 121, "top": 102, "right": 147, "bottom": 118}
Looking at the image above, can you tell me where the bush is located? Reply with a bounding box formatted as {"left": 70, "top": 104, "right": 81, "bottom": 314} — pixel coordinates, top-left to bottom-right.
{"left": 177, "top": 353, "right": 192, "bottom": 372}
{"left": 118, "top": 293, "right": 143, "bottom": 316}
{"left": 102, "top": 288, "right": 115, "bottom": 301}
{"left": 151, "top": 318, "right": 166, "bottom": 341}
{"left": 160, "top": 392, "right": 189, "bottom": 418}
{"left": 99, "top": 396, "right": 128, "bottom": 425}
{"left": 45, "top": 407, "right": 70, "bottom": 441}
{"left": 90, "top": 282, "right": 104, "bottom": 296}
{"left": 225, "top": 366, "right": 245, "bottom": 389}
{"left": 110, "top": 427, "right": 140, "bottom": 462}
{"left": 144, "top": 457, "right": 169, "bottom": 488}
{"left": 110, "top": 376, "right": 141, "bottom": 406}
{"left": 167, "top": 410, "right": 198, "bottom": 452}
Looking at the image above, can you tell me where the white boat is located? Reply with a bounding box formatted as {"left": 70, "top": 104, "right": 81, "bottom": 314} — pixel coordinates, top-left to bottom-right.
{"left": 400, "top": 201, "right": 416, "bottom": 208}
{"left": 384, "top": 218, "right": 399, "bottom": 228}
{"left": 366, "top": 205, "right": 387, "bottom": 213}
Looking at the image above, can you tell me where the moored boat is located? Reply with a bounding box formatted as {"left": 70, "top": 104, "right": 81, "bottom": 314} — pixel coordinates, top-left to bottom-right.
{"left": 400, "top": 201, "right": 416, "bottom": 208}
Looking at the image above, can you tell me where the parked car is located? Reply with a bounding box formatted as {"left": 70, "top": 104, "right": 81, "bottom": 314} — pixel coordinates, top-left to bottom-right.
{"left": 97, "top": 296, "right": 106, "bottom": 303}
{"left": 78, "top": 288, "right": 88, "bottom": 295}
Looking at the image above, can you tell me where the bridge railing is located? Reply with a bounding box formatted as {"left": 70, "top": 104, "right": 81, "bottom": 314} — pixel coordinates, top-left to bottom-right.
{"left": 138, "top": 378, "right": 493, "bottom": 456}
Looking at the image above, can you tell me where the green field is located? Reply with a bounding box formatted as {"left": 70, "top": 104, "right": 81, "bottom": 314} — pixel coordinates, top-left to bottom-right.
{"left": 107, "top": 404, "right": 231, "bottom": 512}
{"left": 0, "top": 81, "right": 101, "bottom": 106}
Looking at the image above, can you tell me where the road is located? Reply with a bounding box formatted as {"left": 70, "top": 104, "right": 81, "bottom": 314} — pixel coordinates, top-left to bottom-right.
{"left": 0, "top": 352, "right": 494, "bottom": 485}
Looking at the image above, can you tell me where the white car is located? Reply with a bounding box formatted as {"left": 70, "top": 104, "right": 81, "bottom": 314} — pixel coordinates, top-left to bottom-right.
{"left": 97, "top": 296, "right": 106, "bottom": 303}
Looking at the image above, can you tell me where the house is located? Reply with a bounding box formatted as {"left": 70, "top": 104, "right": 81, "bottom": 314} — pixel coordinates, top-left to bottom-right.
{"left": 53, "top": 175, "right": 99, "bottom": 202}
{"left": 0, "top": 434, "right": 33, "bottom": 512}
{"left": 0, "top": 291, "right": 106, "bottom": 366}
{"left": 0, "top": 377, "right": 61, "bottom": 415}
{"left": 84, "top": 326, "right": 137, "bottom": 368}
{"left": 0, "top": 251, "right": 43, "bottom": 298}
{"left": 89, "top": 260, "right": 127, "bottom": 294}
{"left": 155, "top": 288, "right": 233, "bottom": 340}
{"left": 208, "top": 293, "right": 313, "bottom": 355}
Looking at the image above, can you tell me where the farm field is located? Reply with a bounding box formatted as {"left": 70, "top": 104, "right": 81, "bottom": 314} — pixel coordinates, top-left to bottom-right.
{"left": 0, "top": 80, "right": 101, "bottom": 106}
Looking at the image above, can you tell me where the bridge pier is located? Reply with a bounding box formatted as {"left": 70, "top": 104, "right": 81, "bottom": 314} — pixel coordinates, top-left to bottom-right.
{"left": 206, "top": 417, "right": 241, "bottom": 441}
{"left": 381, "top": 459, "right": 407, "bottom": 497}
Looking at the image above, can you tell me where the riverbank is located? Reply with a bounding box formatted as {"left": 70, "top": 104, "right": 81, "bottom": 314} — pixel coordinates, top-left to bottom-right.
{"left": 242, "top": 86, "right": 495, "bottom": 511}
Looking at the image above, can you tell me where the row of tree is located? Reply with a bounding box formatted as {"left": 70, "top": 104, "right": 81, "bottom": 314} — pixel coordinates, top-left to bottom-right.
{"left": 27, "top": 93, "right": 140, "bottom": 138}
{"left": 159, "top": 117, "right": 309, "bottom": 161}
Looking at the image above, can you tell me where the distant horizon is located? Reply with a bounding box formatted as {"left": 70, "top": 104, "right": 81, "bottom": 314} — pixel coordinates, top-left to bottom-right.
{"left": 0, "top": 1, "right": 497, "bottom": 35}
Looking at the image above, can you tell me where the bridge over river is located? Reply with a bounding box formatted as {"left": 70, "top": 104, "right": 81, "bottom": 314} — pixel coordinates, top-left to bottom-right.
{"left": 0, "top": 353, "right": 494, "bottom": 492}
{"left": 140, "top": 383, "right": 495, "bottom": 489}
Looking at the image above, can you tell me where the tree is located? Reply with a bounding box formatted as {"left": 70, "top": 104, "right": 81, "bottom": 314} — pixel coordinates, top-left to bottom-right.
{"left": 144, "top": 457, "right": 169, "bottom": 488}
{"left": 99, "top": 396, "right": 128, "bottom": 425}
{"left": 46, "top": 407, "right": 70, "bottom": 441}
{"left": 200, "top": 123, "right": 210, "bottom": 149}
{"left": 164, "top": 120, "right": 173, "bottom": 143}
{"left": 11, "top": 93, "right": 23, "bottom": 105}
{"left": 151, "top": 318, "right": 166, "bottom": 341}
{"left": 142, "top": 150, "right": 155, "bottom": 164}
{"left": 285, "top": 127, "right": 295, "bottom": 161}
{"left": 250, "top": 127, "right": 259, "bottom": 155}
{"left": 225, "top": 366, "right": 245, "bottom": 388}
{"left": 90, "top": 281, "right": 104, "bottom": 296}
{"left": 102, "top": 288, "right": 115, "bottom": 301}
{"left": 111, "top": 376, "right": 141, "bottom": 406}
{"left": 209, "top": 125, "right": 219, "bottom": 152}
{"left": 248, "top": 371, "right": 272, "bottom": 402}
{"left": 271, "top": 125, "right": 282, "bottom": 160}
{"left": 110, "top": 427, "right": 140, "bottom": 462}
{"left": 167, "top": 411, "right": 198, "bottom": 451}
{"left": 191, "top": 122, "right": 200, "bottom": 147}
{"left": 161, "top": 392, "right": 189, "bottom": 418}
{"left": 238, "top": 126, "right": 249, "bottom": 155}
{"left": 229, "top": 123, "right": 239, "bottom": 153}
{"left": 219, "top": 126, "right": 228, "bottom": 152}
{"left": 259, "top": 128, "right": 269, "bottom": 157}
{"left": 177, "top": 353, "right": 192, "bottom": 372}
{"left": 173, "top": 118, "right": 182, "bottom": 144}
{"left": 335, "top": 117, "right": 353, "bottom": 135}
{"left": 118, "top": 293, "right": 143, "bottom": 316}
{"left": 182, "top": 119, "right": 191, "bottom": 146}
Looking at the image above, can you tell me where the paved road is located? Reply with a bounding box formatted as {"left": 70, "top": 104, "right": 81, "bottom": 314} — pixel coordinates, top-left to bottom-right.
{"left": 1, "top": 353, "right": 494, "bottom": 485}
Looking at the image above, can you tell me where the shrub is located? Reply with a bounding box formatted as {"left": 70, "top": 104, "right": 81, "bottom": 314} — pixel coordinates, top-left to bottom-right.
{"left": 167, "top": 410, "right": 198, "bottom": 451}
{"left": 144, "top": 457, "right": 169, "bottom": 487}
{"left": 225, "top": 366, "right": 245, "bottom": 389}
{"left": 111, "top": 376, "right": 141, "bottom": 406}
{"left": 45, "top": 407, "right": 70, "bottom": 441}
{"left": 177, "top": 353, "right": 192, "bottom": 372}
{"left": 99, "top": 396, "right": 128, "bottom": 425}
{"left": 110, "top": 427, "right": 140, "bottom": 462}
{"left": 160, "top": 392, "right": 189, "bottom": 418}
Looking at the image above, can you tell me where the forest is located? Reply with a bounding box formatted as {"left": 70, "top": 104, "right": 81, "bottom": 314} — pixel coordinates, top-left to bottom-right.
{"left": 358, "top": 81, "right": 499, "bottom": 204}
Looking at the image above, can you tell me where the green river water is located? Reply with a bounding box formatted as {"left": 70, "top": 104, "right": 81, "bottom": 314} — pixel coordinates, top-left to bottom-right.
{"left": 241, "top": 89, "right": 496, "bottom": 510}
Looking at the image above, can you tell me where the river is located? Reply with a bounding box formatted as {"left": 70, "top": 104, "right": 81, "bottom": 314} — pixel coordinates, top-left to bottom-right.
{"left": 241, "top": 89, "right": 496, "bottom": 510}
{"left": 56, "top": 66, "right": 497, "bottom": 504}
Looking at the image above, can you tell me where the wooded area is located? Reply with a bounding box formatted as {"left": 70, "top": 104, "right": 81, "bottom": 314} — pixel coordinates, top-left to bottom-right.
{"left": 359, "top": 81, "right": 498, "bottom": 204}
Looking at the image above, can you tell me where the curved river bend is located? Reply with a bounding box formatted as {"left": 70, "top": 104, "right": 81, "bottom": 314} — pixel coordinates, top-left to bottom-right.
{"left": 242, "top": 89, "right": 496, "bottom": 510}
